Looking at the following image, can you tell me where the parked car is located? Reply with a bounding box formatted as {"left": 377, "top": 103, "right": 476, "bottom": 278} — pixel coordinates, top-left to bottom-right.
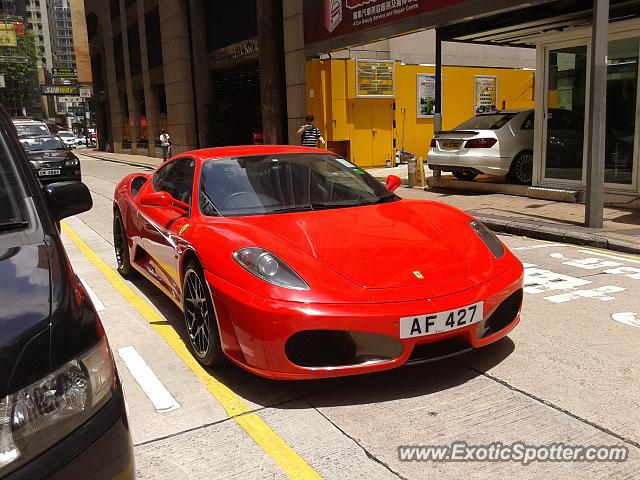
{"left": 0, "top": 104, "right": 134, "bottom": 478}
{"left": 11, "top": 118, "right": 51, "bottom": 138}
{"left": 19, "top": 135, "right": 81, "bottom": 183}
{"left": 75, "top": 135, "right": 87, "bottom": 147}
{"left": 57, "top": 130, "right": 77, "bottom": 149}
{"left": 428, "top": 110, "right": 535, "bottom": 184}
{"left": 113, "top": 146, "right": 523, "bottom": 380}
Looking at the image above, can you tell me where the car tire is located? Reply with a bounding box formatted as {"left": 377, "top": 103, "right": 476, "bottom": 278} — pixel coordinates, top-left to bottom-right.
{"left": 453, "top": 170, "right": 478, "bottom": 181}
{"left": 183, "top": 262, "right": 225, "bottom": 368}
{"left": 508, "top": 151, "right": 533, "bottom": 185}
{"left": 113, "top": 209, "right": 135, "bottom": 277}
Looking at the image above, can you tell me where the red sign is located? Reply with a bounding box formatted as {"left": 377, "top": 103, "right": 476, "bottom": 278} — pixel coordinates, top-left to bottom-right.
{"left": 305, "top": 0, "right": 465, "bottom": 46}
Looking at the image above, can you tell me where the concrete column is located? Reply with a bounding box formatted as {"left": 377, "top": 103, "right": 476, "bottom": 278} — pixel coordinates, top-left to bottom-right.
{"left": 158, "top": 0, "right": 197, "bottom": 154}
{"left": 119, "top": 0, "right": 140, "bottom": 154}
{"left": 188, "top": 0, "right": 209, "bottom": 148}
{"left": 282, "top": 0, "right": 306, "bottom": 145}
{"left": 93, "top": 0, "right": 124, "bottom": 152}
{"left": 585, "top": 0, "right": 609, "bottom": 228}
{"left": 258, "top": 0, "right": 287, "bottom": 144}
{"left": 137, "top": 0, "right": 159, "bottom": 157}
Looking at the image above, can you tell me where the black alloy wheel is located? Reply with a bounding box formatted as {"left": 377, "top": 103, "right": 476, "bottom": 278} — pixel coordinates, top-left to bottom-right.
{"left": 508, "top": 151, "right": 533, "bottom": 185}
{"left": 183, "top": 263, "right": 225, "bottom": 367}
{"left": 113, "top": 209, "right": 134, "bottom": 277}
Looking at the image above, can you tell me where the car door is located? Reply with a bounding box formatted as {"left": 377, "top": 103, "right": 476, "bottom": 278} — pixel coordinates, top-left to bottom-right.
{"left": 138, "top": 157, "right": 195, "bottom": 302}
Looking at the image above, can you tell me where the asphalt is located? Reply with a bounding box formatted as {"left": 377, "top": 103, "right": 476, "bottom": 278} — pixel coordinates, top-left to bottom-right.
{"left": 77, "top": 149, "right": 640, "bottom": 255}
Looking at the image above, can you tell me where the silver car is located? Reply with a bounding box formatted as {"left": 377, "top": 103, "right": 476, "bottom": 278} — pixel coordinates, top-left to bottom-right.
{"left": 427, "top": 109, "right": 534, "bottom": 184}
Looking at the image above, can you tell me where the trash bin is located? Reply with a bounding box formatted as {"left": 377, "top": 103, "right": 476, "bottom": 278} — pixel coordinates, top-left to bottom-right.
{"left": 407, "top": 157, "right": 417, "bottom": 188}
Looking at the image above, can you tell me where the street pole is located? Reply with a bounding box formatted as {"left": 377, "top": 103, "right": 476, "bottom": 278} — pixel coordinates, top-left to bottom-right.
{"left": 84, "top": 99, "right": 89, "bottom": 147}
{"left": 433, "top": 28, "right": 442, "bottom": 178}
{"left": 585, "top": 0, "right": 609, "bottom": 228}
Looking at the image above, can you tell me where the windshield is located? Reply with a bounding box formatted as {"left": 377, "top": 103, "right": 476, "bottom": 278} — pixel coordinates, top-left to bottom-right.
{"left": 199, "top": 153, "right": 397, "bottom": 217}
{"left": 454, "top": 113, "right": 517, "bottom": 130}
{"left": 20, "top": 136, "right": 66, "bottom": 152}
{"left": 0, "top": 137, "right": 29, "bottom": 232}
{"left": 14, "top": 123, "right": 50, "bottom": 137}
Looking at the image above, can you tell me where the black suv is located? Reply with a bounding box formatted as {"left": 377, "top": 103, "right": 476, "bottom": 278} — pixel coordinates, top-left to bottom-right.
{"left": 19, "top": 134, "right": 82, "bottom": 183}
{"left": 0, "top": 105, "right": 134, "bottom": 478}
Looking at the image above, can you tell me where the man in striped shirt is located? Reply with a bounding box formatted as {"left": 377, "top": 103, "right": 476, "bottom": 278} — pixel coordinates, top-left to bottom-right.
{"left": 297, "top": 115, "right": 326, "bottom": 147}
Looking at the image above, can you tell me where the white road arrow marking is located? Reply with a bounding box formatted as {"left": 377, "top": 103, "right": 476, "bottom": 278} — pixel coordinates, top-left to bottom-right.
{"left": 611, "top": 312, "right": 640, "bottom": 329}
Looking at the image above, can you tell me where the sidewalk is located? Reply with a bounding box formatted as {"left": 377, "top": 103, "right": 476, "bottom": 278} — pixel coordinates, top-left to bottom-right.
{"left": 78, "top": 149, "right": 640, "bottom": 255}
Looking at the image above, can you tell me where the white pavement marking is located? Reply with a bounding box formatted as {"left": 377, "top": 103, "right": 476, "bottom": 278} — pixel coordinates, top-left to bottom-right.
{"left": 79, "top": 278, "right": 105, "bottom": 312}
{"left": 523, "top": 267, "right": 591, "bottom": 294}
{"left": 578, "top": 249, "right": 640, "bottom": 265}
{"left": 544, "top": 285, "right": 626, "bottom": 304}
{"left": 612, "top": 312, "right": 640, "bottom": 328}
{"left": 511, "top": 243, "right": 570, "bottom": 251}
{"left": 117, "top": 346, "right": 181, "bottom": 413}
{"left": 604, "top": 266, "right": 640, "bottom": 279}
{"left": 548, "top": 252, "right": 623, "bottom": 270}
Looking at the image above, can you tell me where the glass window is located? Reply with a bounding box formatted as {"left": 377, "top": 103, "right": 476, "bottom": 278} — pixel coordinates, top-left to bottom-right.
{"left": 605, "top": 37, "right": 638, "bottom": 185}
{"left": 20, "top": 136, "right": 66, "bottom": 152}
{"left": 198, "top": 153, "right": 397, "bottom": 217}
{"left": 454, "top": 113, "right": 517, "bottom": 130}
{"left": 0, "top": 137, "right": 28, "bottom": 231}
{"left": 14, "top": 123, "right": 50, "bottom": 137}
{"left": 521, "top": 113, "right": 534, "bottom": 130}
{"left": 545, "top": 45, "right": 588, "bottom": 181}
{"left": 153, "top": 158, "right": 196, "bottom": 204}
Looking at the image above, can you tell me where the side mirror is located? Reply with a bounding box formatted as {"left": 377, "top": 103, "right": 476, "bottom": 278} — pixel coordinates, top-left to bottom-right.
{"left": 140, "top": 191, "right": 189, "bottom": 214}
{"left": 43, "top": 181, "right": 93, "bottom": 222}
{"left": 386, "top": 175, "right": 401, "bottom": 192}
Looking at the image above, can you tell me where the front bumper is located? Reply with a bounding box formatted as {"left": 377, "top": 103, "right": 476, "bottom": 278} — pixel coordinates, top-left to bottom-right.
{"left": 6, "top": 381, "right": 135, "bottom": 479}
{"left": 207, "top": 262, "right": 524, "bottom": 380}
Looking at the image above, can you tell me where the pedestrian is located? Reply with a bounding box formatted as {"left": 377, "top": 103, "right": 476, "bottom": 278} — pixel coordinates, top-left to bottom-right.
{"left": 159, "top": 129, "right": 172, "bottom": 160}
{"left": 297, "top": 115, "right": 325, "bottom": 148}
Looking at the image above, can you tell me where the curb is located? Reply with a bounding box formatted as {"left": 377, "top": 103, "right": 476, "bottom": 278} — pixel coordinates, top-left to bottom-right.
{"left": 79, "top": 151, "right": 158, "bottom": 170}
{"left": 477, "top": 216, "right": 640, "bottom": 256}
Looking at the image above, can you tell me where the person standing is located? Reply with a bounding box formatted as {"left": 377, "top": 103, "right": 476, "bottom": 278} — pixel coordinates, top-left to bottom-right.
{"left": 297, "top": 115, "right": 325, "bottom": 148}
{"left": 159, "top": 129, "right": 172, "bottom": 160}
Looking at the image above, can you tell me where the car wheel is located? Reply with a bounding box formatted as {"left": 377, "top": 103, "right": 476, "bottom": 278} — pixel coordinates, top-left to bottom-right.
{"left": 508, "top": 151, "right": 533, "bottom": 185}
{"left": 113, "top": 209, "right": 134, "bottom": 277}
{"left": 183, "top": 262, "right": 225, "bottom": 367}
{"left": 453, "top": 170, "right": 478, "bottom": 181}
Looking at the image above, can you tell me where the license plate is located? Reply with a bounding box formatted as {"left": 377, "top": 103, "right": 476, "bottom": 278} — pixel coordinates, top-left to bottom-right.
{"left": 400, "top": 302, "right": 483, "bottom": 339}
{"left": 442, "top": 141, "right": 461, "bottom": 149}
{"left": 39, "top": 169, "right": 60, "bottom": 176}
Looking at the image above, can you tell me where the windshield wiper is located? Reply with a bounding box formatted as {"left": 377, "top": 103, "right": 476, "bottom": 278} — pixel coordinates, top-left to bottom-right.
{"left": 0, "top": 221, "right": 28, "bottom": 232}
{"left": 371, "top": 194, "right": 400, "bottom": 204}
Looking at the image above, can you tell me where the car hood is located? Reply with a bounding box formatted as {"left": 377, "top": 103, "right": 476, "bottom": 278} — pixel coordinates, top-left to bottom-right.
{"left": 25, "top": 149, "right": 70, "bottom": 163}
{"left": 0, "top": 240, "right": 52, "bottom": 398}
{"left": 238, "top": 201, "right": 470, "bottom": 289}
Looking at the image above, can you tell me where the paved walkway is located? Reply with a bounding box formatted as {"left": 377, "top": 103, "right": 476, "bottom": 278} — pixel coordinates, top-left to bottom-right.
{"left": 78, "top": 149, "right": 640, "bottom": 254}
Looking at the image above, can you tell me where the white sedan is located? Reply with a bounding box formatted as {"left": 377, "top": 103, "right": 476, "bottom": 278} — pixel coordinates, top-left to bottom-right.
{"left": 58, "top": 130, "right": 77, "bottom": 149}
{"left": 427, "top": 110, "right": 534, "bottom": 184}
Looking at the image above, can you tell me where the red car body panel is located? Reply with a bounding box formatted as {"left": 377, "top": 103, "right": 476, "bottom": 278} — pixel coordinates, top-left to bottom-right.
{"left": 113, "top": 145, "right": 524, "bottom": 379}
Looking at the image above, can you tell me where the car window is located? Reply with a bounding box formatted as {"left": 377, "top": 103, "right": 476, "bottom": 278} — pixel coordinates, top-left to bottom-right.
{"left": 199, "top": 153, "right": 396, "bottom": 217}
{"left": 0, "top": 135, "right": 29, "bottom": 232}
{"left": 521, "top": 113, "right": 534, "bottom": 130}
{"left": 14, "top": 123, "right": 50, "bottom": 137}
{"left": 20, "top": 136, "right": 66, "bottom": 151}
{"left": 153, "top": 157, "right": 196, "bottom": 204}
{"left": 454, "top": 113, "right": 517, "bottom": 130}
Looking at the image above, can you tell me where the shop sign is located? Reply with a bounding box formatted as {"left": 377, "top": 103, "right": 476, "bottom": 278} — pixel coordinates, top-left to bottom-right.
{"left": 0, "top": 23, "right": 17, "bottom": 47}
{"left": 208, "top": 38, "right": 259, "bottom": 70}
{"left": 416, "top": 73, "right": 443, "bottom": 118}
{"left": 79, "top": 87, "right": 93, "bottom": 98}
{"left": 356, "top": 59, "right": 394, "bottom": 97}
{"left": 304, "top": 0, "right": 466, "bottom": 46}
{"left": 474, "top": 76, "right": 498, "bottom": 114}
{"left": 41, "top": 84, "right": 80, "bottom": 96}
{"left": 53, "top": 67, "right": 78, "bottom": 79}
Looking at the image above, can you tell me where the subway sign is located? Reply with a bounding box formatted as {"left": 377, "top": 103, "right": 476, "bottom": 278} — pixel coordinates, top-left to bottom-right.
{"left": 41, "top": 85, "right": 80, "bottom": 96}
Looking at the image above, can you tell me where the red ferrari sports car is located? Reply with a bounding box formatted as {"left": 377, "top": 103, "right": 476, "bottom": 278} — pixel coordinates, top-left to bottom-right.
{"left": 113, "top": 145, "right": 523, "bottom": 380}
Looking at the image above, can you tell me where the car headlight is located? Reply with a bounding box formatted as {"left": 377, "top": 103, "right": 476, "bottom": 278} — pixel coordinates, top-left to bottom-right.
{"left": 469, "top": 220, "right": 505, "bottom": 258}
{"left": 0, "top": 337, "right": 115, "bottom": 477}
{"left": 65, "top": 155, "right": 79, "bottom": 167}
{"left": 233, "top": 247, "right": 309, "bottom": 290}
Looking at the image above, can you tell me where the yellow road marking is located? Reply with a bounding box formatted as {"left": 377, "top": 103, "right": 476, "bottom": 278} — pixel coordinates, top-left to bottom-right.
{"left": 61, "top": 222, "right": 321, "bottom": 480}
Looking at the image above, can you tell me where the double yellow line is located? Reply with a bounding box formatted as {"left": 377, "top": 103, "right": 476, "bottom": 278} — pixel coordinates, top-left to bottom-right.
{"left": 61, "top": 223, "right": 321, "bottom": 480}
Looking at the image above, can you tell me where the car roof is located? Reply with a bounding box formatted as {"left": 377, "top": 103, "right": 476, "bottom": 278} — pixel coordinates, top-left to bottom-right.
{"left": 12, "top": 118, "right": 47, "bottom": 124}
{"left": 476, "top": 109, "right": 531, "bottom": 115}
{"left": 182, "top": 145, "right": 329, "bottom": 160}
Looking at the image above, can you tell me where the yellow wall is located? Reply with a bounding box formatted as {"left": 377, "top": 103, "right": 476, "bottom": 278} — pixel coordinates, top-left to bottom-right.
{"left": 306, "top": 60, "right": 535, "bottom": 167}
